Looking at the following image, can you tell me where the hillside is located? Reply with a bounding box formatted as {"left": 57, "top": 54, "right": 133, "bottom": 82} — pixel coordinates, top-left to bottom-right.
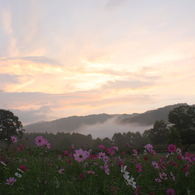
{"left": 24, "top": 103, "right": 189, "bottom": 133}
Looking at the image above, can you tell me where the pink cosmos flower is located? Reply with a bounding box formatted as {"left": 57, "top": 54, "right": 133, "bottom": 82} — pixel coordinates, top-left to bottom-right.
{"left": 144, "top": 156, "right": 150, "bottom": 161}
{"left": 152, "top": 161, "right": 159, "bottom": 169}
{"left": 73, "top": 149, "right": 89, "bottom": 162}
{"left": 98, "top": 145, "right": 105, "bottom": 150}
{"left": 63, "top": 150, "right": 69, "bottom": 156}
{"left": 70, "top": 144, "right": 75, "bottom": 152}
{"left": 110, "top": 146, "right": 118, "bottom": 151}
{"left": 143, "top": 150, "right": 147, "bottom": 155}
{"left": 144, "top": 144, "right": 153, "bottom": 151}
{"left": 168, "top": 144, "right": 176, "bottom": 153}
{"left": 166, "top": 188, "right": 175, "bottom": 195}
{"left": 19, "top": 165, "right": 27, "bottom": 171}
{"left": 66, "top": 158, "right": 73, "bottom": 165}
{"left": 17, "top": 144, "right": 25, "bottom": 152}
{"left": 132, "top": 149, "right": 138, "bottom": 156}
{"left": 87, "top": 171, "right": 95, "bottom": 174}
{"left": 118, "top": 161, "right": 123, "bottom": 167}
{"left": 176, "top": 148, "right": 182, "bottom": 154}
{"left": 171, "top": 161, "right": 178, "bottom": 167}
{"left": 103, "top": 156, "right": 109, "bottom": 162}
{"left": 5, "top": 177, "right": 17, "bottom": 185}
{"left": 134, "top": 185, "right": 140, "bottom": 195}
{"left": 159, "top": 172, "right": 167, "bottom": 180}
{"left": 78, "top": 173, "right": 85, "bottom": 179}
{"left": 170, "top": 172, "right": 176, "bottom": 181}
{"left": 58, "top": 168, "right": 65, "bottom": 174}
{"left": 176, "top": 155, "right": 183, "bottom": 160}
{"left": 98, "top": 152, "right": 106, "bottom": 159}
{"left": 35, "top": 136, "right": 46, "bottom": 146}
{"left": 103, "top": 163, "right": 110, "bottom": 175}
{"left": 150, "top": 150, "right": 156, "bottom": 156}
{"left": 155, "top": 178, "right": 162, "bottom": 183}
{"left": 136, "top": 163, "right": 142, "bottom": 173}
{"left": 11, "top": 136, "right": 18, "bottom": 143}
{"left": 83, "top": 162, "right": 88, "bottom": 167}
{"left": 44, "top": 141, "right": 51, "bottom": 149}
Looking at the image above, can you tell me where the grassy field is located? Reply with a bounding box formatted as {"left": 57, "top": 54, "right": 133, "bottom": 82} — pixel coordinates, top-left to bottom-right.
{"left": 0, "top": 136, "right": 194, "bottom": 195}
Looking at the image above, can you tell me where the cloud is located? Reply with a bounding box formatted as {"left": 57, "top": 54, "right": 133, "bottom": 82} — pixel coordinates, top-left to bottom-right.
{"left": 77, "top": 117, "right": 152, "bottom": 139}
{"left": 105, "top": 0, "right": 126, "bottom": 9}
{"left": 0, "top": 73, "right": 20, "bottom": 84}
{"left": 101, "top": 79, "right": 154, "bottom": 91}
{"left": 21, "top": 56, "right": 62, "bottom": 66}
{"left": 9, "top": 106, "right": 52, "bottom": 125}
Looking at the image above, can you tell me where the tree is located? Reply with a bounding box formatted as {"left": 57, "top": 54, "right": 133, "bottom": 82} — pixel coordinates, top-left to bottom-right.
{"left": 168, "top": 105, "right": 195, "bottom": 131}
{"left": 0, "top": 109, "right": 24, "bottom": 146}
{"left": 168, "top": 105, "right": 195, "bottom": 150}
{"left": 180, "top": 129, "right": 195, "bottom": 150}
{"left": 167, "top": 126, "right": 183, "bottom": 148}
{"left": 148, "top": 120, "right": 168, "bottom": 146}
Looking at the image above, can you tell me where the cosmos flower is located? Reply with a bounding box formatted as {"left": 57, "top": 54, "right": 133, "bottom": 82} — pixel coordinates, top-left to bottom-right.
{"left": 168, "top": 144, "right": 177, "bottom": 153}
{"left": 87, "top": 171, "right": 95, "bottom": 174}
{"left": 58, "top": 168, "right": 65, "bottom": 174}
{"left": 152, "top": 161, "right": 159, "bottom": 169}
{"left": 98, "top": 152, "right": 106, "bottom": 159}
{"left": 73, "top": 149, "right": 90, "bottom": 162}
{"left": 166, "top": 188, "right": 175, "bottom": 195}
{"left": 11, "top": 136, "right": 18, "bottom": 143}
{"left": 121, "top": 165, "right": 136, "bottom": 189}
{"left": 19, "top": 165, "right": 27, "bottom": 171}
{"left": 44, "top": 140, "right": 51, "bottom": 149}
{"left": 35, "top": 136, "right": 46, "bottom": 146}
{"left": 5, "top": 177, "right": 17, "bottom": 186}
{"left": 159, "top": 172, "right": 167, "bottom": 180}
{"left": 1, "top": 161, "right": 6, "bottom": 166}
{"left": 15, "top": 172, "right": 22, "bottom": 178}
{"left": 136, "top": 163, "right": 142, "bottom": 173}
{"left": 98, "top": 145, "right": 105, "bottom": 150}
{"left": 144, "top": 144, "right": 153, "bottom": 152}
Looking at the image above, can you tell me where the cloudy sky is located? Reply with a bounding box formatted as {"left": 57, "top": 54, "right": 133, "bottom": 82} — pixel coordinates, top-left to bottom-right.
{"left": 0, "top": 0, "right": 195, "bottom": 125}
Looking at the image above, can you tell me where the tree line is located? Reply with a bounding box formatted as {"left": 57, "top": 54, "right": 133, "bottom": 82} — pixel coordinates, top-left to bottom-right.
{"left": 0, "top": 105, "right": 195, "bottom": 151}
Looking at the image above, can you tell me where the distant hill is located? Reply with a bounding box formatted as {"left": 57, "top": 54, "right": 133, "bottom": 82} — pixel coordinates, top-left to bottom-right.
{"left": 119, "top": 103, "right": 188, "bottom": 125}
{"left": 24, "top": 103, "right": 190, "bottom": 133}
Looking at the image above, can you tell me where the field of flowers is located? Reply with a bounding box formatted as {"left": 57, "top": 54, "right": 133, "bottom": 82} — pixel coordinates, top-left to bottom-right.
{"left": 0, "top": 136, "right": 195, "bottom": 195}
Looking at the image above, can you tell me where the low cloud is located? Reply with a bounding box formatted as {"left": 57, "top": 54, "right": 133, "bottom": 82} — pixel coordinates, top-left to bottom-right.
{"left": 76, "top": 117, "right": 152, "bottom": 139}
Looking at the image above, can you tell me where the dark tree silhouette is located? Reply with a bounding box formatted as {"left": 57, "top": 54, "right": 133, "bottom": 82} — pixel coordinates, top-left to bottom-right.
{"left": 148, "top": 120, "right": 168, "bottom": 146}
{"left": 168, "top": 105, "right": 195, "bottom": 131}
{"left": 0, "top": 109, "right": 24, "bottom": 146}
{"left": 168, "top": 105, "right": 195, "bottom": 150}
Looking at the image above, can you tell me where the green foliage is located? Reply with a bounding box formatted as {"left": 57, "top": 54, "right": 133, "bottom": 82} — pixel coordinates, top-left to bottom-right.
{"left": 168, "top": 105, "right": 195, "bottom": 131}
{"left": 0, "top": 109, "right": 24, "bottom": 146}
{"left": 148, "top": 120, "right": 168, "bottom": 146}
{"left": 167, "top": 126, "right": 183, "bottom": 148}
{"left": 168, "top": 105, "right": 195, "bottom": 150}
{"left": 1, "top": 142, "right": 195, "bottom": 195}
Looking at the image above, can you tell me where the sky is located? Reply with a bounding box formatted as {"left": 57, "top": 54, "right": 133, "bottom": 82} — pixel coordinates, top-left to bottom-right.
{"left": 0, "top": 0, "right": 195, "bottom": 126}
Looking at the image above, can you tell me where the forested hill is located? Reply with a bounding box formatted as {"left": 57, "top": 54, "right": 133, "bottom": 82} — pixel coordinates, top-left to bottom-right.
{"left": 24, "top": 103, "right": 188, "bottom": 133}
{"left": 119, "top": 103, "right": 189, "bottom": 125}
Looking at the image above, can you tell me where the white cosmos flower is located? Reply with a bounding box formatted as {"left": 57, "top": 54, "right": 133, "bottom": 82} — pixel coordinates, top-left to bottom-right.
{"left": 126, "top": 176, "right": 136, "bottom": 189}
{"left": 15, "top": 172, "right": 22, "bottom": 178}
{"left": 121, "top": 165, "right": 137, "bottom": 189}
{"left": 121, "top": 165, "right": 127, "bottom": 173}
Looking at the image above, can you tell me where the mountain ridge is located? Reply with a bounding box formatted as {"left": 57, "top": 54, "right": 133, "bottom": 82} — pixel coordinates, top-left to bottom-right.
{"left": 24, "top": 103, "right": 190, "bottom": 134}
